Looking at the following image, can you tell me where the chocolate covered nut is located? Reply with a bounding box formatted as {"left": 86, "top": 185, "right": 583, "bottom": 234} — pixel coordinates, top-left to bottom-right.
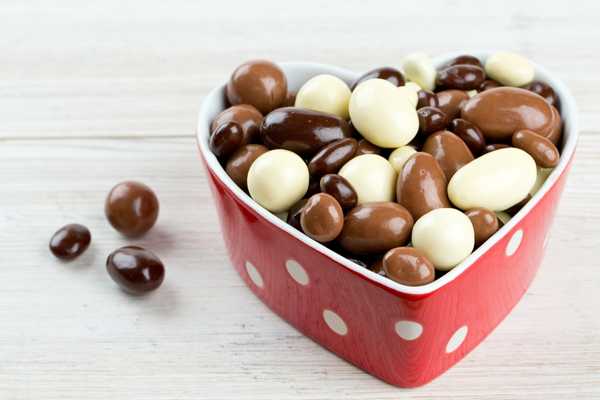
{"left": 483, "top": 143, "right": 510, "bottom": 154}
{"left": 49, "top": 224, "right": 91, "bottom": 260}
{"left": 435, "top": 90, "right": 469, "bottom": 120}
{"left": 355, "top": 139, "right": 381, "bottom": 156}
{"left": 465, "top": 208, "right": 499, "bottom": 246}
{"left": 338, "top": 202, "right": 413, "bottom": 255}
{"left": 396, "top": 152, "right": 450, "bottom": 219}
{"left": 524, "top": 80, "right": 559, "bottom": 109}
{"left": 282, "top": 91, "right": 296, "bottom": 107}
{"left": 422, "top": 130, "right": 474, "bottom": 179}
{"left": 209, "top": 121, "right": 243, "bottom": 159}
{"left": 383, "top": 247, "right": 435, "bottom": 286}
{"left": 247, "top": 149, "right": 309, "bottom": 213}
{"left": 295, "top": 74, "right": 351, "bottom": 119}
{"left": 352, "top": 67, "right": 405, "bottom": 90}
{"left": 339, "top": 154, "right": 397, "bottom": 204}
{"left": 512, "top": 129, "right": 560, "bottom": 168}
{"left": 105, "top": 181, "right": 159, "bottom": 238}
{"left": 287, "top": 199, "right": 308, "bottom": 230}
{"left": 485, "top": 51, "right": 534, "bottom": 87}
{"left": 106, "top": 246, "right": 165, "bottom": 295}
{"left": 300, "top": 193, "right": 344, "bottom": 243}
{"left": 417, "top": 90, "right": 439, "bottom": 109}
{"left": 226, "top": 60, "right": 287, "bottom": 114}
{"left": 320, "top": 174, "right": 358, "bottom": 211}
{"left": 401, "top": 53, "right": 436, "bottom": 91}
{"left": 388, "top": 146, "right": 417, "bottom": 173}
{"left": 211, "top": 104, "right": 263, "bottom": 145}
{"left": 461, "top": 87, "right": 558, "bottom": 141}
{"left": 443, "top": 54, "right": 483, "bottom": 69}
{"left": 225, "top": 144, "right": 269, "bottom": 190}
{"left": 436, "top": 65, "right": 486, "bottom": 90}
{"left": 260, "top": 107, "right": 351, "bottom": 156}
{"left": 479, "top": 79, "right": 501, "bottom": 92}
{"left": 308, "top": 138, "right": 358, "bottom": 177}
{"left": 449, "top": 118, "right": 486, "bottom": 155}
{"left": 417, "top": 106, "right": 448, "bottom": 134}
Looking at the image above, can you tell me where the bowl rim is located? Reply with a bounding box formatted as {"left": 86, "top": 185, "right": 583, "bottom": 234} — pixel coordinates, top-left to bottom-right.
{"left": 196, "top": 51, "right": 579, "bottom": 296}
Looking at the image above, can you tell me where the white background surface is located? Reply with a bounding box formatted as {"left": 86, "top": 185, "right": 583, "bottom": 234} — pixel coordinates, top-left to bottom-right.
{"left": 1, "top": 1, "right": 599, "bottom": 398}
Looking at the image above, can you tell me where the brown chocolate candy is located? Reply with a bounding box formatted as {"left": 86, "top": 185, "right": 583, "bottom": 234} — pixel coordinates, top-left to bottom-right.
{"left": 226, "top": 60, "right": 287, "bottom": 114}
{"left": 370, "top": 258, "right": 384, "bottom": 275}
{"left": 49, "top": 224, "right": 91, "bottom": 260}
{"left": 282, "top": 91, "right": 296, "bottom": 107}
{"left": 479, "top": 79, "right": 501, "bottom": 92}
{"left": 225, "top": 144, "right": 269, "bottom": 190}
{"left": 352, "top": 67, "right": 405, "bottom": 90}
{"left": 383, "top": 247, "right": 435, "bottom": 286}
{"left": 338, "top": 202, "right": 413, "bottom": 255}
{"left": 287, "top": 199, "right": 308, "bottom": 231}
{"left": 422, "top": 130, "right": 474, "bottom": 180}
{"left": 417, "top": 106, "right": 448, "bottom": 134}
{"left": 209, "top": 121, "right": 243, "bottom": 159}
{"left": 435, "top": 90, "right": 469, "bottom": 120}
{"left": 546, "top": 105, "right": 563, "bottom": 145}
{"left": 417, "top": 90, "right": 439, "bottom": 109}
{"left": 300, "top": 193, "right": 344, "bottom": 243}
{"left": 436, "top": 65, "right": 486, "bottom": 90}
{"left": 106, "top": 246, "right": 165, "bottom": 295}
{"left": 260, "top": 107, "right": 351, "bottom": 156}
{"left": 105, "top": 181, "right": 159, "bottom": 238}
{"left": 524, "top": 80, "right": 559, "bottom": 109}
{"left": 319, "top": 173, "right": 358, "bottom": 211}
{"left": 449, "top": 118, "right": 486, "bottom": 155}
{"left": 483, "top": 143, "right": 510, "bottom": 154}
{"left": 443, "top": 54, "right": 483, "bottom": 69}
{"left": 308, "top": 138, "right": 358, "bottom": 177}
{"left": 306, "top": 179, "right": 321, "bottom": 197}
{"left": 355, "top": 139, "right": 381, "bottom": 156}
{"left": 396, "top": 152, "right": 450, "bottom": 219}
{"left": 210, "top": 104, "right": 263, "bottom": 145}
{"left": 465, "top": 208, "right": 499, "bottom": 247}
{"left": 512, "top": 129, "right": 560, "bottom": 168}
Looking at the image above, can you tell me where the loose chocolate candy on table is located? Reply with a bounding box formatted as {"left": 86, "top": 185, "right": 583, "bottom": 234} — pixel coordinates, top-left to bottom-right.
{"left": 442, "top": 54, "right": 483, "bottom": 69}
{"left": 436, "top": 65, "right": 486, "bottom": 90}
{"left": 225, "top": 144, "right": 269, "bottom": 190}
{"left": 383, "top": 247, "right": 435, "bottom": 286}
{"left": 448, "top": 118, "right": 486, "bottom": 155}
{"left": 396, "top": 152, "right": 450, "bottom": 219}
{"left": 106, "top": 246, "right": 165, "bottom": 295}
{"left": 388, "top": 145, "right": 417, "bottom": 173}
{"left": 412, "top": 208, "right": 475, "bottom": 270}
{"left": 260, "top": 107, "right": 351, "bottom": 156}
{"left": 105, "top": 181, "right": 159, "bottom": 238}
{"left": 352, "top": 67, "right": 405, "bottom": 90}
{"left": 295, "top": 74, "right": 351, "bottom": 119}
{"left": 465, "top": 208, "right": 499, "bottom": 247}
{"left": 512, "top": 129, "right": 560, "bottom": 168}
{"left": 247, "top": 149, "right": 309, "bottom": 213}
{"left": 524, "top": 80, "right": 559, "bottom": 109}
{"left": 339, "top": 154, "right": 397, "bottom": 204}
{"left": 435, "top": 90, "right": 469, "bottom": 120}
{"left": 482, "top": 143, "right": 510, "bottom": 154}
{"left": 479, "top": 79, "right": 501, "bottom": 92}
{"left": 287, "top": 198, "right": 308, "bottom": 231}
{"left": 484, "top": 51, "right": 534, "bottom": 87}
{"left": 349, "top": 79, "right": 419, "bottom": 148}
{"left": 338, "top": 202, "right": 413, "bottom": 255}
{"left": 210, "top": 104, "right": 263, "bottom": 145}
{"left": 226, "top": 60, "right": 287, "bottom": 114}
{"left": 355, "top": 138, "right": 381, "bottom": 156}
{"left": 320, "top": 174, "right": 358, "bottom": 211}
{"left": 401, "top": 53, "right": 436, "bottom": 91}
{"left": 209, "top": 121, "right": 243, "bottom": 159}
{"left": 49, "top": 224, "right": 91, "bottom": 260}
{"left": 300, "top": 193, "right": 344, "bottom": 243}
{"left": 416, "top": 90, "right": 438, "bottom": 109}
{"left": 448, "top": 148, "right": 537, "bottom": 211}
{"left": 422, "top": 130, "right": 474, "bottom": 180}
{"left": 417, "top": 106, "right": 448, "bottom": 134}
{"left": 308, "top": 138, "right": 358, "bottom": 177}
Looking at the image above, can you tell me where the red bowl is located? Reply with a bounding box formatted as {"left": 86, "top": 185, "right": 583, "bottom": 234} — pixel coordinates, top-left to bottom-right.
{"left": 196, "top": 53, "right": 578, "bottom": 387}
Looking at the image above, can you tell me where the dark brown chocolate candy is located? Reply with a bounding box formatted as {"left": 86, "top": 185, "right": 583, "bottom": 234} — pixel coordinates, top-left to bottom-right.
{"left": 105, "top": 181, "right": 159, "bottom": 238}
{"left": 355, "top": 139, "right": 381, "bottom": 156}
{"left": 417, "top": 90, "right": 439, "bottom": 109}
{"left": 210, "top": 104, "right": 263, "bottom": 145}
{"left": 512, "top": 129, "right": 560, "bottom": 168}
{"left": 49, "top": 224, "right": 91, "bottom": 260}
{"left": 106, "top": 246, "right": 165, "bottom": 295}
{"left": 422, "top": 130, "right": 474, "bottom": 180}
{"left": 449, "top": 118, "right": 486, "bottom": 155}
{"left": 352, "top": 67, "right": 405, "bottom": 90}
{"left": 225, "top": 144, "right": 269, "bottom": 190}
{"left": 465, "top": 208, "right": 499, "bottom": 246}
{"left": 435, "top": 90, "right": 469, "bottom": 120}
{"left": 524, "top": 80, "right": 559, "bottom": 109}
{"left": 300, "top": 193, "right": 344, "bottom": 243}
{"left": 479, "top": 79, "right": 501, "bottom": 92}
{"left": 210, "top": 121, "right": 243, "bottom": 159}
{"left": 417, "top": 106, "right": 448, "bottom": 134}
{"left": 483, "top": 143, "right": 510, "bottom": 154}
{"left": 436, "top": 65, "right": 486, "bottom": 90}
{"left": 308, "top": 138, "right": 358, "bottom": 177}
{"left": 226, "top": 60, "right": 287, "bottom": 114}
{"left": 443, "top": 54, "right": 483, "bottom": 69}
{"left": 287, "top": 199, "right": 308, "bottom": 231}
{"left": 383, "top": 247, "right": 435, "bottom": 286}
{"left": 319, "top": 174, "right": 358, "bottom": 211}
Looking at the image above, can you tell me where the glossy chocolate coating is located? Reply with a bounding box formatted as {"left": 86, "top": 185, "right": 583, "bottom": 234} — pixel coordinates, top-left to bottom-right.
{"left": 396, "top": 152, "right": 450, "bottom": 219}
{"left": 319, "top": 173, "right": 358, "bottom": 211}
{"left": 305, "top": 179, "right": 321, "bottom": 197}
{"left": 105, "top": 181, "right": 159, "bottom": 238}
{"left": 436, "top": 65, "right": 486, "bottom": 90}
{"left": 211, "top": 104, "right": 263, "bottom": 145}
{"left": 106, "top": 246, "right": 165, "bottom": 294}
{"left": 260, "top": 107, "right": 351, "bottom": 156}
{"left": 483, "top": 143, "right": 510, "bottom": 154}
{"left": 300, "top": 193, "right": 344, "bottom": 243}
{"left": 338, "top": 202, "right": 413, "bottom": 255}
{"left": 209, "top": 121, "right": 243, "bottom": 159}
{"left": 524, "top": 80, "right": 559, "bottom": 109}
{"left": 512, "top": 129, "right": 560, "bottom": 168}
{"left": 479, "top": 79, "right": 501, "bottom": 92}
{"left": 466, "top": 208, "right": 499, "bottom": 246}
{"left": 383, "top": 247, "right": 435, "bottom": 286}
{"left": 449, "top": 118, "right": 486, "bottom": 155}
{"left": 49, "top": 224, "right": 91, "bottom": 260}
{"left": 226, "top": 60, "right": 287, "bottom": 114}
{"left": 417, "top": 106, "right": 448, "bottom": 134}
{"left": 352, "top": 67, "right": 405, "bottom": 90}
{"left": 422, "top": 130, "right": 474, "bottom": 180}
{"left": 308, "top": 138, "right": 358, "bottom": 177}
{"left": 546, "top": 105, "right": 563, "bottom": 145}
{"left": 435, "top": 90, "right": 469, "bottom": 120}
{"left": 461, "top": 87, "right": 557, "bottom": 141}
{"left": 417, "top": 90, "right": 439, "bottom": 109}
{"left": 225, "top": 144, "right": 269, "bottom": 190}
{"left": 355, "top": 139, "right": 381, "bottom": 156}
{"left": 287, "top": 198, "right": 308, "bottom": 231}
{"left": 443, "top": 54, "right": 483, "bottom": 69}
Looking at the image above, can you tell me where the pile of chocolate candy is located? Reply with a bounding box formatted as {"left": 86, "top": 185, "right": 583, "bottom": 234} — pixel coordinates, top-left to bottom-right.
{"left": 209, "top": 52, "right": 562, "bottom": 287}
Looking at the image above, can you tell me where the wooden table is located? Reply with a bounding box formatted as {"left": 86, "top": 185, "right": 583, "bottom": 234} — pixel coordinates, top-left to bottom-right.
{"left": 1, "top": 1, "right": 599, "bottom": 398}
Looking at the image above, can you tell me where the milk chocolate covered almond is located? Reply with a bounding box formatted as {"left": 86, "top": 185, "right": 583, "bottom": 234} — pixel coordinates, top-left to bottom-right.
{"left": 211, "top": 104, "right": 263, "bottom": 145}
{"left": 225, "top": 144, "right": 269, "bottom": 190}
{"left": 383, "top": 247, "right": 435, "bottom": 286}
{"left": 512, "top": 129, "right": 559, "bottom": 168}
{"left": 300, "top": 193, "right": 344, "bottom": 243}
{"left": 422, "top": 130, "right": 474, "bottom": 179}
{"left": 308, "top": 138, "right": 357, "bottom": 177}
{"left": 435, "top": 90, "right": 469, "bottom": 120}
{"left": 465, "top": 208, "right": 499, "bottom": 246}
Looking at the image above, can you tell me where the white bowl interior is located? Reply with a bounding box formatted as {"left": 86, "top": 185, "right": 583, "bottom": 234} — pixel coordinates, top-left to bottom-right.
{"left": 197, "top": 52, "right": 578, "bottom": 295}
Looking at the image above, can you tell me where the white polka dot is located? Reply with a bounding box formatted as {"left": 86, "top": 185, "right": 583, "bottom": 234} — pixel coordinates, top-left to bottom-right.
{"left": 323, "top": 309, "right": 348, "bottom": 336}
{"left": 245, "top": 261, "right": 264, "bottom": 288}
{"left": 395, "top": 320, "right": 423, "bottom": 341}
{"left": 285, "top": 259, "right": 309, "bottom": 286}
{"left": 505, "top": 229, "right": 523, "bottom": 257}
{"left": 446, "top": 326, "right": 468, "bottom": 353}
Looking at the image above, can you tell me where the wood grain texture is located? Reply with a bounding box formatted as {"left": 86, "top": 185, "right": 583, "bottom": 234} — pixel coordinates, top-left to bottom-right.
{"left": 0, "top": 0, "right": 599, "bottom": 398}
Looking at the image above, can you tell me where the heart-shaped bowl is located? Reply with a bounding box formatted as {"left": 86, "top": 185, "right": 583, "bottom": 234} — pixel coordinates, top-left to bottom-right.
{"left": 196, "top": 52, "right": 578, "bottom": 387}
